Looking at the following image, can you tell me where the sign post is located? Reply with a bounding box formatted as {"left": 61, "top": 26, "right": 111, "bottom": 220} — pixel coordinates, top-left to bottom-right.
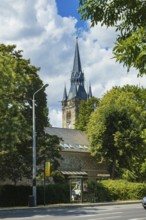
{"left": 44, "top": 161, "right": 50, "bottom": 205}
{"left": 45, "top": 162, "right": 51, "bottom": 177}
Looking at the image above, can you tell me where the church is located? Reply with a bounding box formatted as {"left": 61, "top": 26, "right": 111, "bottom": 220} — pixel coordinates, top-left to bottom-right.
{"left": 62, "top": 37, "right": 92, "bottom": 129}
{"left": 45, "top": 38, "right": 109, "bottom": 179}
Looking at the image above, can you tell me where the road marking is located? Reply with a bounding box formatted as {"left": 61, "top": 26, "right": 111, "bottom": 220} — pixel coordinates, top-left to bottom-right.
{"left": 129, "top": 218, "right": 146, "bottom": 220}
{"left": 71, "top": 212, "right": 123, "bottom": 219}
{"left": 8, "top": 216, "right": 49, "bottom": 219}
{"left": 78, "top": 211, "right": 123, "bottom": 217}
{"left": 88, "top": 216, "right": 122, "bottom": 220}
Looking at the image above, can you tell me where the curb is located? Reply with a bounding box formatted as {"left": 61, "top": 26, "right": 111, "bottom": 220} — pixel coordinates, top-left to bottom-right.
{"left": 0, "top": 200, "right": 141, "bottom": 211}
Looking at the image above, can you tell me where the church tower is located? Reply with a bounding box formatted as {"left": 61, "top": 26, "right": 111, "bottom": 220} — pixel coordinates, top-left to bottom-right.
{"left": 62, "top": 37, "right": 92, "bottom": 129}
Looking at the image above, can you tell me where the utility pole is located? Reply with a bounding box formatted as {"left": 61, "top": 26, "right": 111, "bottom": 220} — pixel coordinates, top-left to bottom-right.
{"left": 32, "top": 83, "right": 48, "bottom": 206}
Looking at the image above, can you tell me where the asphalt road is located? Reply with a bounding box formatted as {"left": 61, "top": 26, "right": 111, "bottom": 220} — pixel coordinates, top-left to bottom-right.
{"left": 0, "top": 203, "right": 146, "bottom": 220}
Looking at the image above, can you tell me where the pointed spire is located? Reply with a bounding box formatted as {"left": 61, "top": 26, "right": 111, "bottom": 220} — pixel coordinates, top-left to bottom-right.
{"left": 72, "top": 36, "right": 82, "bottom": 73}
{"left": 88, "top": 82, "right": 92, "bottom": 99}
{"left": 62, "top": 84, "right": 67, "bottom": 101}
{"left": 68, "top": 84, "right": 77, "bottom": 100}
{"left": 68, "top": 37, "right": 87, "bottom": 101}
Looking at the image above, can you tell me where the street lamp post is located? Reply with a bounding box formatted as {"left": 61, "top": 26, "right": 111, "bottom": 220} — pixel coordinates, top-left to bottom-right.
{"left": 32, "top": 83, "right": 48, "bottom": 206}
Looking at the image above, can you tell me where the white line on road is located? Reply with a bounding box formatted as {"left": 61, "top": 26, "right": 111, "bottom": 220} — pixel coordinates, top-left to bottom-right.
{"left": 88, "top": 216, "right": 122, "bottom": 220}
{"left": 129, "top": 218, "right": 146, "bottom": 220}
{"left": 77, "top": 211, "right": 123, "bottom": 218}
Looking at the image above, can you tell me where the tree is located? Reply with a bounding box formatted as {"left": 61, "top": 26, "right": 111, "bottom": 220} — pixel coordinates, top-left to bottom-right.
{"left": 0, "top": 44, "right": 61, "bottom": 184}
{"left": 86, "top": 85, "right": 146, "bottom": 179}
{"left": 38, "top": 134, "right": 62, "bottom": 171}
{"left": 79, "top": 0, "right": 146, "bottom": 76}
{"left": 75, "top": 97, "right": 99, "bottom": 131}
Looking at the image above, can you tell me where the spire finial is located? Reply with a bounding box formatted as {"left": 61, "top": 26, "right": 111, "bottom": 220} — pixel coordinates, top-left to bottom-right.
{"left": 72, "top": 35, "right": 82, "bottom": 73}
{"left": 62, "top": 83, "right": 67, "bottom": 101}
{"left": 88, "top": 81, "right": 92, "bottom": 99}
{"left": 76, "top": 29, "right": 78, "bottom": 40}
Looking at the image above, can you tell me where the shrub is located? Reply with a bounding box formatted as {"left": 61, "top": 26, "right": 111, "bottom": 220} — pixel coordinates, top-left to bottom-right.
{"left": 0, "top": 185, "right": 31, "bottom": 207}
{"left": 99, "top": 180, "right": 146, "bottom": 201}
{"left": 0, "top": 180, "right": 145, "bottom": 207}
{"left": 0, "top": 183, "right": 70, "bottom": 207}
{"left": 37, "top": 183, "right": 70, "bottom": 205}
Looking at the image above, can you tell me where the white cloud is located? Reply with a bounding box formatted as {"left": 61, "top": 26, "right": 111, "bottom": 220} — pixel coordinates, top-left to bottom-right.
{"left": 49, "top": 108, "right": 62, "bottom": 128}
{"left": 0, "top": 0, "right": 145, "bottom": 128}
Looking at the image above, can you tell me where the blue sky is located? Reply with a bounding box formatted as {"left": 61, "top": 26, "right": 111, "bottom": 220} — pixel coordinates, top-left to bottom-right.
{"left": 56, "top": 0, "right": 83, "bottom": 27}
{"left": 56, "top": 0, "right": 79, "bottom": 16}
{"left": 56, "top": 0, "right": 88, "bottom": 32}
{"left": 0, "top": 0, "right": 145, "bottom": 127}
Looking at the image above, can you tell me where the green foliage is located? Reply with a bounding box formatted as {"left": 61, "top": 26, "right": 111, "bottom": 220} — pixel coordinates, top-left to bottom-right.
{"left": 0, "top": 180, "right": 145, "bottom": 207}
{"left": 79, "top": 0, "right": 146, "bottom": 76}
{"left": 140, "top": 159, "right": 146, "bottom": 180}
{"left": 51, "top": 170, "right": 66, "bottom": 183}
{"left": 85, "top": 179, "right": 111, "bottom": 202}
{"left": 75, "top": 97, "right": 99, "bottom": 131}
{"left": 113, "top": 27, "right": 146, "bottom": 76}
{"left": 0, "top": 44, "right": 37, "bottom": 183}
{"left": 38, "top": 134, "right": 63, "bottom": 179}
{"left": 0, "top": 44, "right": 61, "bottom": 184}
{"left": 122, "top": 169, "right": 138, "bottom": 182}
{"left": 0, "top": 184, "right": 70, "bottom": 207}
{"left": 100, "top": 180, "right": 146, "bottom": 201}
{"left": 87, "top": 85, "right": 146, "bottom": 179}
{"left": 39, "top": 183, "right": 70, "bottom": 205}
{"left": 0, "top": 185, "right": 31, "bottom": 207}
{"left": 86, "top": 179, "right": 146, "bottom": 202}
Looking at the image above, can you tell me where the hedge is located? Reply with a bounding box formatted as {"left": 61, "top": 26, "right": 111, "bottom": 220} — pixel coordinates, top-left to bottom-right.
{"left": 0, "top": 180, "right": 146, "bottom": 207}
{"left": 0, "top": 183, "right": 70, "bottom": 207}
{"left": 88, "top": 180, "right": 146, "bottom": 202}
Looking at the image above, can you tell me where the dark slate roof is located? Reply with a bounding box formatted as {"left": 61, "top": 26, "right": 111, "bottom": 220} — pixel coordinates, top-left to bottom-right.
{"left": 67, "top": 84, "right": 77, "bottom": 100}
{"left": 45, "top": 127, "right": 89, "bottom": 152}
{"left": 72, "top": 37, "right": 82, "bottom": 73}
{"left": 62, "top": 38, "right": 94, "bottom": 102}
{"left": 62, "top": 85, "right": 67, "bottom": 101}
{"left": 77, "top": 85, "right": 88, "bottom": 100}
{"left": 67, "top": 38, "right": 87, "bottom": 101}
